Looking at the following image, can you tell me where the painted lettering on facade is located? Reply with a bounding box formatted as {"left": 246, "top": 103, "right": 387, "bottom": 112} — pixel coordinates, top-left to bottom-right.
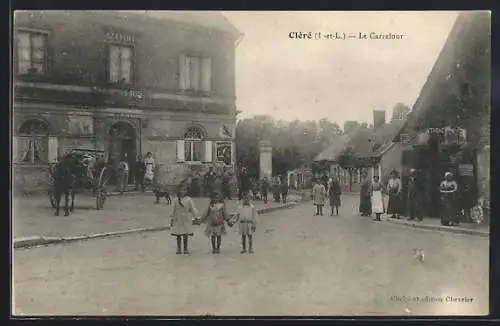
{"left": 105, "top": 30, "right": 135, "bottom": 43}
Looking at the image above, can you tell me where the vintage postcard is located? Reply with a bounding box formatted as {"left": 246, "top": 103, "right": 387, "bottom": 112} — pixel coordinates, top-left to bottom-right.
{"left": 11, "top": 10, "right": 490, "bottom": 316}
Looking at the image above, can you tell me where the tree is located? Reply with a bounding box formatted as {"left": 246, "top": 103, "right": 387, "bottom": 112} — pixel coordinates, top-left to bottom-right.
{"left": 235, "top": 116, "right": 342, "bottom": 178}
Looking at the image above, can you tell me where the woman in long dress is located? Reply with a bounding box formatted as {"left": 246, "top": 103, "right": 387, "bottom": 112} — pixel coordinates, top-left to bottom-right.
{"left": 144, "top": 152, "right": 155, "bottom": 187}
{"left": 440, "top": 172, "right": 459, "bottom": 226}
{"left": 328, "top": 177, "right": 342, "bottom": 216}
{"left": 386, "top": 170, "right": 402, "bottom": 219}
{"left": 359, "top": 175, "right": 372, "bottom": 216}
{"left": 170, "top": 186, "right": 198, "bottom": 255}
{"left": 371, "top": 175, "right": 385, "bottom": 221}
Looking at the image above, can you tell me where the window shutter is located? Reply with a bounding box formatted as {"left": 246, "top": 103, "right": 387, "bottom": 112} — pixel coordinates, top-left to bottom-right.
{"left": 179, "top": 54, "right": 187, "bottom": 90}
{"left": 204, "top": 141, "right": 213, "bottom": 163}
{"left": 201, "top": 57, "right": 212, "bottom": 92}
{"left": 176, "top": 140, "right": 185, "bottom": 162}
{"left": 47, "top": 136, "right": 58, "bottom": 163}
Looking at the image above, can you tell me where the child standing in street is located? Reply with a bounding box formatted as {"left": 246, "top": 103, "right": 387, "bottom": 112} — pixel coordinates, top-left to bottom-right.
{"left": 170, "top": 186, "right": 198, "bottom": 255}
{"left": 201, "top": 193, "right": 231, "bottom": 254}
{"left": 236, "top": 195, "right": 258, "bottom": 254}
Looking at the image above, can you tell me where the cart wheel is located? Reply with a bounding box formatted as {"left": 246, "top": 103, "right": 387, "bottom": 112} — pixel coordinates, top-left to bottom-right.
{"left": 49, "top": 187, "right": 57, "bottom": 208}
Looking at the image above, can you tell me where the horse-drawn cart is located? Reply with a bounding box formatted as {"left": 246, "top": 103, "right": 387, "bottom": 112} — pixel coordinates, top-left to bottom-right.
{"left": 48, "top": 149, "right": 109, "bottom": 212}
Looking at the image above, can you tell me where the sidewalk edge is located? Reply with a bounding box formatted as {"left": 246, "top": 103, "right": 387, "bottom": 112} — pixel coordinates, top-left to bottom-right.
{"left": 384, "top": 219, "right": 489, "bottom": 237}
{"left": 13, "top": 201, "right": 298, "bottom": 249}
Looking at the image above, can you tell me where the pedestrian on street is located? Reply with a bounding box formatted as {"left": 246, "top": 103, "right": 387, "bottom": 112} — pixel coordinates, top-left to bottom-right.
{"left": 321, "top": 173, "right": 329, "bottom": 190}
{"left": 134, "top": 154, "right": 146, "bottom": 192}
{"left": 386, "top": 170, "right": 402, "bottom": 219}
{"left": 117, "top": 154, "right": 129, "bottom": 194}
{"left": 239, "top": 167, "right": 251, "bottom": 201}
{"left": 204, "top": 167, "right": 215, "bottom": 198}
{"left": 222, "top": 168, "right": 232, "bottom": 200}
{"left": 252, "top": 178, "right": 260, "bottom": 201}
{"left": 201, "top": 193, "right": 231, "bottom": 254}
{"left": 440, "top": 172, "right": 459, "bottom": 226}
{"left": 261, "top": 176, "right": 270, "bottom": 204}
{"left": 328, "top": 177, "right": 342, "bottom": 216}
{"left": 407, "top": 168, "right": 424, "bottom": 221}
{"left": 359, "top": 174, "right": 372, "bottom": 216}
{"left": 312, "top": 179, "right": 326, "bottom": 216}
{"left": 370, "top": 175, "right": 385, "bottom": 221}
{"left": 280, "top": 175, "right": 288, "bottom": 204}
{"left": 170, "top": 185, "right": 198, "bottom": 255}
{"left": 236, "top": 194, "right": 258, "bottom": 254}
{"left": 144, "top": 152, "right": 155, "bottom": 189}
{"left": 272, "top": 177, "right": 281, "bottom": 203}
{"left": 213, "top": 174, "right": 223, "bottom": 199}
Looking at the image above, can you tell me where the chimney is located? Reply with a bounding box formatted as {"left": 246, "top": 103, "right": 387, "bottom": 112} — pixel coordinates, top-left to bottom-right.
{"left": 373, "top": 110, "right": 386, "bottom": 129}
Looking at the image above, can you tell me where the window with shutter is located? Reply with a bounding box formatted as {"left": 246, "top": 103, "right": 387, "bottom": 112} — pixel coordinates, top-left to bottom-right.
{"left": 109, "top": 44, "right": 133, "bottom": 83}
{"left": 47, "top": 136, "right": 58, "bottom": 163}
{"left": 183, "top": 126, "right": 204, "bottom": 163}
{"left": 17, "top": 119, "right": 50, "bottom": 164}
{"left": 179, "top": 54, "right": 187, "bottom": 90}
{"left": 16, "top": 30, "right": 48, "bottom": 75}
{"left": 181, "top": 55, "right": 212, "bottom": 92}
{"left": 205, "top": 141, "right": 213, "bottom": 162}
{"left": 201, "top": 57, "right": 212, "bottom": 92}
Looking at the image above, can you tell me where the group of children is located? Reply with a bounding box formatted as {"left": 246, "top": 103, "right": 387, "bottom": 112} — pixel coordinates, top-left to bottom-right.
{"left": 169, "top": 185, "right": 258, "bottom": 255}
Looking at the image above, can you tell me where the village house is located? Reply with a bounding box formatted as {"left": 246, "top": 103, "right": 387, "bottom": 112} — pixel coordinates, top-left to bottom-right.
{"left": 314, "top": 110, "right": 404, "bottom": 192}
{"left": 13, "top": 11, "right": 242, "bottom": 193}
{"left": 392, "top": 11, "right": 490, "bottom": 219}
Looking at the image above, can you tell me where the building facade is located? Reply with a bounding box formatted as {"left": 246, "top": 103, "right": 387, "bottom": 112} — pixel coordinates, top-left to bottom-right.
{"left": 13, "top": 11, "right": 242, "bottom": 192}
{"left": 393, "top": 11, "right": 490, "bottom": 218}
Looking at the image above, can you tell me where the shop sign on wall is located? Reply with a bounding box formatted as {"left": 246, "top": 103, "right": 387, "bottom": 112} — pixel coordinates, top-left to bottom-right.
{"left": 426, "top": 126, "right": 467, "bottom": 145}
{"left": 216, "top": 142, "right": 232, "bottom": 165}
{"left": 105, "top": 29, "right": 136, "bottom": 43}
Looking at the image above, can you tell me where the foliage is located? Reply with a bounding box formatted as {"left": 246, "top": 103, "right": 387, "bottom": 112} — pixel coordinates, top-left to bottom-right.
{"left": 235, "top": 116, "right": 342, "bottom": 178}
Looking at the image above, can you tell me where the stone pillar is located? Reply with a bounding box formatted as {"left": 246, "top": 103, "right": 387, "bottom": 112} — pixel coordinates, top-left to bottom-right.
{"left": 259, "top": 140, "right": 272, "bottom": 181}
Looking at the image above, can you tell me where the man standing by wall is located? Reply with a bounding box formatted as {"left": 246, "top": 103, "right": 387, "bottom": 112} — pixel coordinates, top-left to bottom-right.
{"left": 118, "top": 154, "right": 129, "bottom": 194}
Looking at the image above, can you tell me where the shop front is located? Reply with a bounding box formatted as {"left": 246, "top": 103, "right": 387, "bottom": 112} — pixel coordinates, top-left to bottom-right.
{"left": 400, "top": 127, "right": 476, "bottom": 218}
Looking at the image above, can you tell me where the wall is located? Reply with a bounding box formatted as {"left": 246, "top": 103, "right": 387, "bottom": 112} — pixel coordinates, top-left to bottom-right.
{"left": 13, "top": 165, "right": 51, "bottom": 194}
{"left": 379, "top": 142, "right": 403, "bottom": 184}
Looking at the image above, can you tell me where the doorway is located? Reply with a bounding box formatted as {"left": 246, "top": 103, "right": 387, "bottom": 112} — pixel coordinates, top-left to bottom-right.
{"left": 109, "top": 122, "right": 136, "bottom": 185}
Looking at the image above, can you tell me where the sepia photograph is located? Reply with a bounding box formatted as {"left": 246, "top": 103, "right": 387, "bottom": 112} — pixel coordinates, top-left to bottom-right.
{"left": 11, "top": 10, "right": 490, "bottom": 316}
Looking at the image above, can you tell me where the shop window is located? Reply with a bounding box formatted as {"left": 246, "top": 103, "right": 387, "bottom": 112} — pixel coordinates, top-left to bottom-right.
{"left": 16, "top": 119, "right": 50, "bottom": 164}
{"left": 179, "top": 54, "right": 212, "bottom": 92}
{"left": 109, "top": 44, "right": 133, "bottom": 83}
{"left": 16, "top": 30, "right": 48, "bottom": 75}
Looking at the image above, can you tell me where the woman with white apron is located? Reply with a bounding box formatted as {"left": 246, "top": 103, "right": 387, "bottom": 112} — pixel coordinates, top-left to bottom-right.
{"left": 371, "top": 175, "right": 386, "bottom": 221}
{"left": 144, "top": 152, "right": 155, "bottom": 187}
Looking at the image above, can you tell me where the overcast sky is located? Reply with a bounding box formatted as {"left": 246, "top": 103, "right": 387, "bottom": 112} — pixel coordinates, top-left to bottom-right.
{"left": 223, "top": 11, "right": 459, "bottom": 125}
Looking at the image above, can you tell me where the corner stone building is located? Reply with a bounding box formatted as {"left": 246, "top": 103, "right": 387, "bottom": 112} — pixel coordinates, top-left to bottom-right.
{"left": 13, "top": 11, "right": 241, "bottom": 192}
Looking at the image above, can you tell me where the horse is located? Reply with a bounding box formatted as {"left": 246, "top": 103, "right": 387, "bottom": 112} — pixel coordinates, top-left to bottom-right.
{"left": 52, "top": 156, "right": 79, "bottom": 216}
